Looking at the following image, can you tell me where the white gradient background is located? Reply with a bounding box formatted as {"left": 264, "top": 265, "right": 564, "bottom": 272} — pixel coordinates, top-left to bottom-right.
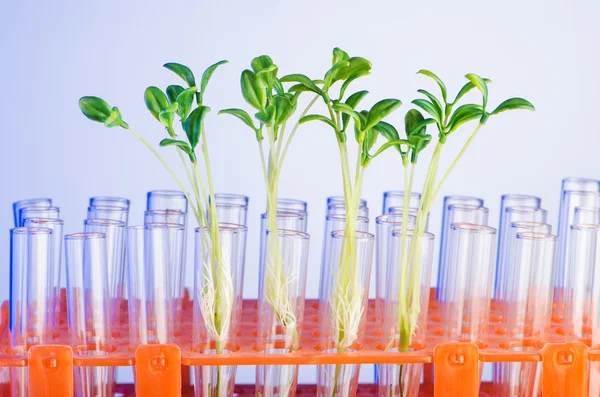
{"left": 1, "top": 0, "right": 599, "bottom": 385}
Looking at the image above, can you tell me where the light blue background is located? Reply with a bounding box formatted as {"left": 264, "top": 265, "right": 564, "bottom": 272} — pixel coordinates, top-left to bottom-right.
{"left": 1, "top": 0, "right": 599, "bottom": 385}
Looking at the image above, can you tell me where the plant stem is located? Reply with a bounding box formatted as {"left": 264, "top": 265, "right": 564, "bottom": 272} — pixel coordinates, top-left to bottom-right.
{"left": 431, "top": 123, "right": 483, "bottom": 203}
{"left": 277, "top": 95, "right": 319, "bottom": 170}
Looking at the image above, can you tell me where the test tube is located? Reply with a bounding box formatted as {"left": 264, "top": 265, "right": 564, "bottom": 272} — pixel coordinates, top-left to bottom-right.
{"left": 327, "top": 203, "right": 369, "bottom": 219}
{"left": 437, "top": 204, "right": 489, "bottom": 302}
{"left": 87, "top": 205, "right": 128, "bottom": 225}
{"left": 493, "top": 221, "right": 553, "bottom": 305}
{"left": 208, "top": 193, "right": 249, "bottom": 227}
{"left": 318, "top": 214, "right": 370, "bottom": 307}
{"left": 126, "top": 224, "right": 182, "bottom": 348}
{"left": 442, "top": 223, "right": 496, "bottom": 345}
{"left": 555, "top": 191, "right": 600, "bottom": 297}
{"left": 259, "top": 211, "right": 307, "bottom": 300}
{"left": 89, "top": 196, "right": 130, "bottom": 210}
{"left": 84, "top": 219, "right": 126, "bottom": 332}
{"left": 493, "top": 232, "right": 556, "bottom": 397}
{"left": 146, "top": 189, "right": 188, "bottom": 214}
{"left": 65, "top": 232, "right": 114, "bottom": 397}
{"left": 378, "top": 229, "right": 435, "bottom": 397}
{"left": 212, "top": 193, "right": 249, "bottom": 207}
{"left": 388, "top": 206, "right": 430, "bottom": 232}
{"left": 144, "top": 209, "right": 186, "bottom": 226}
{"left": 494, "top": 206, "right": 547, "bottom": 300}
{"left": 382, "top": 191, "right": 422, "bottom": 214}
{"left": 277, "top": 198, "right": 308, "bottom": 213}
{"left": 12, "top": 198, "right": 52, "bottom": 227}
{"left": 22, "top": 218, "right": 64, "bottom": 328}
{"left": 327, "top": 196, "right": 368, "bottom": 209}
{"left": 193, "top": 224, "right": 245, "bottom": 397}
{"left": 574, "top": 206, "right": 600, "bottom": 225}
{"left": 256, "top": 229, "right": 310, "bottom": 397}
{"left": 19, "top": 206, "right": 60, "bottom": 226}
{"left": 9, "top": 227, "right": 55, "bottom": 397}
{"left": 375, "top": 214, "right": 417, "bottom": 326}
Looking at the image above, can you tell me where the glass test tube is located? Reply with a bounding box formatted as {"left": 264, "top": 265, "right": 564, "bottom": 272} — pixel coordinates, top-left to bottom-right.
{"left": 13, "top": 198, "right": 52, "bottom": 227}
{"left": 382, "top": 191, "right": 422, "bottom": 214}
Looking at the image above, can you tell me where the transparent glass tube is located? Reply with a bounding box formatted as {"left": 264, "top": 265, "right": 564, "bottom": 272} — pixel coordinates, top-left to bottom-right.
{"left": 84, "top": 219, "right": 126, "bottom": 333}
{"left": 494, "top": 206, "right": 547, "bottom": 300}
{"left": 9, "top": 227, "right": 54, "bottom": 397}
{"left": 89, "top": 196, "right": 130, "bottom": 210}
{"left": 146, "top": 189, "right": 188, "bottom": 214}
{"left": 214, "top": 204, "right": 248, "bottom": 227}
{"left": 327, "top": 203, "right": 369, "bottom": 219}
{"left": 65, "top": 232, "right": 114, "bottom": 397}
{"left": 87, "top": 205, "right": 129, "bottom": 225}
{"left": 493, "top": 232, "right": 556, "bottom": 397}
{"left": 210, "top": 193, "right": 249, "bottom": 226}
{"left": 382, "top": 191, "right": 421, "bottom": 214}
{"left": 193, "top": 224, "right": 245, "bottom": 397}
{"left": 256, "top": 230, "right": 310, "bottom": 397}
{"left": 377, "top": 230, "right": 434, "bottom": 397}
{"left": 555, "top": 191, "right": 600, "bottom": 295}
{"left": 144, "top": 209, "right": 186, "bottom": 226}
{"left": 563, "top": 224, "right": 600, "bottom": 342}
{"left": 12, "top": 198, "right": 52, "bottom": 227}
{"left": 22, "top": 219, "right": 64, "bottom": 329}
{"left": 437, "top": 204, "right": 489, "bottom": 302}
{"left": 259, "top": 211, "right": 307, "bottom": 300}
{"left": 327, "top": 196, "right": 367, "bottom": 209}
{"left": 442, "top": 223, "right": 496, "bottom": 344}
{"left": 277, "top": 198, "right": 308, "bottom": 213}
{"left": 19, "top": 206, "right": 60, "bottom": 227}
{"left": 494, "top": 221, "right": 552, "bottom": 304}
{"left": 317, "top": 230, "right": 374, "bottom": 397}
{"left": 561, "top": 176, "right": 600, "bottom": 194}
{"left": 318, "top": 215, "right": 369, "bottom": 309}
{"left": 375, "top": 214, "right": 416, "bottom": 326}
{"left": 212, "top": 192, "right": 249, "bottom": 207}
{"left": 574, "top": 206, "right": 600, "bottom": 225}
{"left": 126, "top": 225, "right": 182, "bottom": 348}
{"left": 388, "top": 206, "right": 430, "bottom": 231}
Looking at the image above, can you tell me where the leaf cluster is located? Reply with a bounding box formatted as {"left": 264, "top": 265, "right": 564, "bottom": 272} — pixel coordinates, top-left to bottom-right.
{"left": 298, "top": 47, "right": 412, "bottom": 166}
{"left": 408, "top": 70, "right": 535, "bottom": 150}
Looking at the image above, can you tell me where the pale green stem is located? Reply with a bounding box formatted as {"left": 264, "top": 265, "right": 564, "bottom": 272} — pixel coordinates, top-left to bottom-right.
{"left": 277, "top": 95, "right": 319, "bottom": 170}
{"left": 431, "top": 123, "right": 484, "bottom": 203}
{"left": 177, "top": 149, "right": 202, "bottom": 220}
{"left": 126, "top": 126, "right": 200, "bottom": 222}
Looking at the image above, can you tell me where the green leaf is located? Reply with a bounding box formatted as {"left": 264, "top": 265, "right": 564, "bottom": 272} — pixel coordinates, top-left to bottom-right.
{"left": 370, "top": 138, "right": 413, "bottom": 161}
{"left": 408, "top": 134, "right": 432, "bottom": 162}
{"left": 408, "top": 118, "right": 436, "bottom": 137}
{"left": 363, "top": 128, "right": 378, "bottom": 155}
{"left": 417, "top": 70, "right": 447, "bottom": 103}
{"left": 339, "top": 70, "right": 370, "bottom": 100}
{"left": 219, "top": 108, "right": 258, "bottom": 131}
{"left": 144, "top": 87, "right": 169, "bottom": 121}
{"left": 159, "top": 102, "right": 178, "bottom": 128}
{"left": 333, "top": 102, "right": 363, "bottom": 132}
{"left": 166, "top": 85, "right": 185, "bottom": 104}
{"left": 79, "top": 96, "right": 111, "bottom": 123}
{"left": 332, "top": 47, "right": 350, "bottom": 65}
{"left": 465, "top": 73, "right": 489, "bottom": 109}
{"left": 251, "top": 55, "right": 274, "bottom": 73}
{"left": 256, "top": 64, "right": 279, "bottom": 93}
{"left": 417, "top": 89, "right": 443, "bottom": 119}
{"left": 272, "top": 95, "right": 295, "bottom": 126}
{"left": 490, "top": 97, "right": 535, "bottom": 115}
{"left": 412, "top": 99, "right": 442, "bottom": 125}
{"left": 164, "top": 63, "right": 196, "bottom": 87}
{"left": 345, "top": 90, "right": 369, "bottom": 109}
{"left": 273, "top": 79, "right": 284, "bottom": 95}
{"left": 446, "top": 104, "right": 483, "bottom": 133}
{"left": 324, "top": 60, "right": 350, "bottom": 90}
{"left": 241, "top": 69, "right": 266, "bottom": 110}
{"left": 405, "top": 109, "right": 425, "bottom": 137}
{"left": 104, "top": 107, "right": 127, "bottom": 128}
{"left": 299, "top": 114, "right": 337, "bottom": 131}
{"left": 337, "top": 57, "right": 372, "bottom": 81}
{"left": 450, "top": 78, "right": 491, "bottom": 106}
{"left": 198, "top": 60, "right": 228, "bottom": 103}
{"left": 176, "top": 89, "right": 195, "bottom": 120}
{"left": 280, "top": 74, "right": 324, "bottom": 97}
{"left": 255, "top": 105, "right": 275, "bottom": 126}
{"left": 365, "top": 99, "right": 402, "bottom": 130}
{"left": 373, "top": 121, "right": 400, "bottom": 144}
{"left": 160, "top": 138, "right": 196, "bottom": 161}
{"left": 184, "top": 106, "right": 210, "bottom": 150}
